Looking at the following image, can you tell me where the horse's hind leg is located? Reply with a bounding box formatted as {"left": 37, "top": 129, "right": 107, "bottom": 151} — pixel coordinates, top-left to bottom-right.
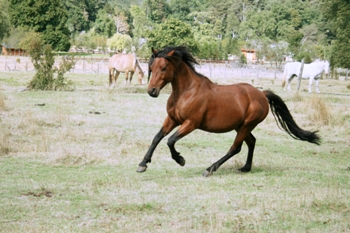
{"left": 239, "top": 133, "right": 256, "bottom": 172}
{"left": 109, "top": 69, "right": 113, "bottom": 86}
{"left": 203, "top": 127, "right": 253, "bottom": 177}
{"left": 287, "top": 76, "right": 294, "bottom": 91}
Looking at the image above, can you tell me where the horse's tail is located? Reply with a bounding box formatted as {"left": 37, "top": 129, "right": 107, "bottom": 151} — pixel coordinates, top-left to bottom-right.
{"left": 282, "top": 79, "right": 286, "bottom": 88}
{"left": 135, "top": 58, "right": 142, "bottom": 72}
{"left": 263, "top": 90, "right": 321, "bottom": 145}
{"left": 134, "top": 57, "right": 144, "bottom": 84}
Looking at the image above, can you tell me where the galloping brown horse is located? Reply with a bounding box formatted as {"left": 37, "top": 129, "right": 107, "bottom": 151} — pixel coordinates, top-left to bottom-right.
{"left": 108, "top": 53, "right": 144, "bottom": 86}
{"left": 137, "top": 46, "right": 320, "bottom": 177}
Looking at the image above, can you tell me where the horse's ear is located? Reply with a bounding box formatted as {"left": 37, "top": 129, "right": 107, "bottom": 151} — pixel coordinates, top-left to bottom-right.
{"left": 166, "top": 50, "right": 175, "bottom": 57}
{"left": 152, "top": 47, "right": 158, "bottom": 55}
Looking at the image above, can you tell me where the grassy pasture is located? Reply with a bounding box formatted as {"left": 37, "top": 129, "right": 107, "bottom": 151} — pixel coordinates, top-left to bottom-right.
{"left": 0, "top": 70, "right": 350, "bottom": 232}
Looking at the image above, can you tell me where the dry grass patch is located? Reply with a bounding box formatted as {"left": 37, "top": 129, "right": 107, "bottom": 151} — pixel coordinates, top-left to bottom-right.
{"left": 0, "top": 91, "right": 6, "bottom": 110}
{"left": 0, "top": 71, "right": 349, "bottom": 232}
{"left": 307, "top": 94, "right": 332, "bottom": 125}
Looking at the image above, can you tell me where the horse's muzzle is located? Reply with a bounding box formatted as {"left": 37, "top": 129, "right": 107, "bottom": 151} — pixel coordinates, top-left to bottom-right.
{"left": 148, "top": 87, "right": 159, "bottom": 97}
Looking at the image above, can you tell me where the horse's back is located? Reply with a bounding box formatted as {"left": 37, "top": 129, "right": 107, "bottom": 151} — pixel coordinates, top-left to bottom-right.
{"left": 284, "top": 62, "right": 301, "bottom": 77}
{"left": 302, "top": 61, "right": 328, "bottom": 77}
{"left": 197, "top": 82, "right": 269, "bottom": 132}
{"left": 109, "top": 54, "right": 136, "bottom": 71}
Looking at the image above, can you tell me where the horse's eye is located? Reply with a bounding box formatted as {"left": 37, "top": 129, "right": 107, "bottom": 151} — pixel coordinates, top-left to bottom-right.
{"left": 161, "top": 67, "right": 166, "bottom": 71}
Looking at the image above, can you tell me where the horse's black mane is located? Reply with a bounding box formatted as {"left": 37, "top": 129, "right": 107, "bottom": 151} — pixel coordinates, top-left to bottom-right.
{"left": 149, "top": 46, "right": 205, "bottom": 78}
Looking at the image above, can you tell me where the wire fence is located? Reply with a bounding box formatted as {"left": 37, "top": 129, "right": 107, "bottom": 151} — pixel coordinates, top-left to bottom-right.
{"left": 1, "top": 55, "right": 346, "bottom": 81}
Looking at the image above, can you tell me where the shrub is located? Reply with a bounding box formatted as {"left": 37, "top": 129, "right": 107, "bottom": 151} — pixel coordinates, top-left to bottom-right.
{"left": 21, "top": 32, "right": 75, "bottom": 91}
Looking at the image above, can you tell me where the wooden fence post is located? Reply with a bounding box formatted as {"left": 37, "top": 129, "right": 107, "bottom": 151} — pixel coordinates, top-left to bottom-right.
{"left": 297, "top": 58, "right": 304, "bottom": 91}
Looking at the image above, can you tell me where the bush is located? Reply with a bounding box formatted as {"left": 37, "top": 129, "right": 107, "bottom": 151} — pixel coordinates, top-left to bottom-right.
{"left": 107, "top": 33, "right": 132, "bottom": 53}
{"left": 29, "top": 44, "right": 55, "bottom": 90}
{"left": 21, "top": 32, "right": 75, "bottom": 91}
{"left": 240, "top": 54, "right": 247, "bottom": 65}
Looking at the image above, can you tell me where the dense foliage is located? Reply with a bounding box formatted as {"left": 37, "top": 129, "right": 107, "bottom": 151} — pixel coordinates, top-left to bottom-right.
{"left": 0, "top": 0, "right": 349, "bottom": 67}
{"left": 8, "top": 0, "right": 71, "bottom": 51}
{"left": 322, "top": 0, "right": 350, "bottom": 69}
{"left": 0, "top": 0, "right": 10, "bottom": 41}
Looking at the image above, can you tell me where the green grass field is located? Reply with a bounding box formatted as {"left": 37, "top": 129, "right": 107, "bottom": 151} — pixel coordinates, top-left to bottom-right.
{"left": 0, "top": 71, "right": 349, "bottom": 232}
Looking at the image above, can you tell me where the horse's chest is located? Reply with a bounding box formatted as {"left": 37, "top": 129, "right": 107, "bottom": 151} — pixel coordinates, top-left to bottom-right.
{"left": 167, "top": 97, "right": 200, "bottom": 123}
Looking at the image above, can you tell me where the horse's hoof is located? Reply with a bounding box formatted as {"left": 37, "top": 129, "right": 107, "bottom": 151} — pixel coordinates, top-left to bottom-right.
{"left": 136, "top": 166, "right": 147, "bottom": 173}
{"left": 202, "top": 170, "right": 212, "bottom": 177}
{"left": 239, "top": 167, "right": 251, "bottom": 172}
{"left": 178, "top": 156, "right": 186, "bottom": 166}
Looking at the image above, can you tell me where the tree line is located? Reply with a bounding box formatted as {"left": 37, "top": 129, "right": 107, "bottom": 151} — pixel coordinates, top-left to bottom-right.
{"left": 0, "top": 0, "right": 350, "bottom": 68}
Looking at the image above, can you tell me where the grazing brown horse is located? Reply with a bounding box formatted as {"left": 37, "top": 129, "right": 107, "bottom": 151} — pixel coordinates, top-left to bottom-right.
{"left": 137, "top": 46, "right": 320, "bottom": 177}
{"left": 108, "top": 53, "right": 144, "bottom": 86}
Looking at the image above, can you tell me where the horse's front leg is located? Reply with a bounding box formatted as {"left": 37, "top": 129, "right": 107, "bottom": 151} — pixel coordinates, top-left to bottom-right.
{"left": 114, "top": 71, "right": 120, "bottom": 85}
{"left": 125, "top": 72, "right": 129, "bottom": 85}
{"left": 308, "top": 77, "right": 313, "bottom": 93}
{"left": 167, "top": 120, "right": 197, "bottom": 167}
{"left": 129, "top": 71, "right": 134, "bottom": 85}
{"left": 137, "top": 116, "right": 178, "bottom": 173}
{"left": 315, "top": 79, "right": 320, "bottom": 93}
{"left": 286, "top": 76, "right": 293, "bottom": 91}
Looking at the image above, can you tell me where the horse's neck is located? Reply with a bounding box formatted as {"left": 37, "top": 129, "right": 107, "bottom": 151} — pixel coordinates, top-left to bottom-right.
{"left": 171, "top": 62, "right": 203, "bottom": 95}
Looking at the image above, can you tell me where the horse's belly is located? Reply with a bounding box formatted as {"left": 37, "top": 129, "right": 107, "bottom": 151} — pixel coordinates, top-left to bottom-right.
{"left": 199, "top": 109, "right": 245, "bottom": 133}
{"left": 199, "top": 124, "right": 238, "bottom": 133}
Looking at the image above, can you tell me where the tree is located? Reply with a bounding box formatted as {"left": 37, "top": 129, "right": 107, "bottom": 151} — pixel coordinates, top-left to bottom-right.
{"left": 82, "top": 0, "right": 109, "bottom": 23}
{"left": 94, "top": 9, "right": 116, "bottom": 37}
{"left": 64, "top": 0, "right": 91, "bottom": 34}
{"left": 9, "top": 0, "right": 71, "bottom": 51}
{"left": 130, "top": 5, "right": 152, "bottom": 38}
{"left": 0, "top": 0, "right": 10, "bottom": 41}
{"left": 113, "top": 10, "right": 130, "bottom": 35}
{"left": 169, "top": 0, "right": 191, "bottom": 21}
{"left": 74, "top": 28, "right": 107, "bottom": 52}
{"left": 239, "top": 10, "right": 276, "bottom": 40}
{"left": 144, "top": 0, "right": 171, "bottom": 23}
{"left": 322, "top": 0, "right": 350, "bottom": 69}
{"left": 107, "top": 33, "right": 132, "bottom": 52}
{"left": 2, "top": 27, "right": 29, "bottom": 49}
{"left": 145, "top": 18, "right": 197, "bottom": 52}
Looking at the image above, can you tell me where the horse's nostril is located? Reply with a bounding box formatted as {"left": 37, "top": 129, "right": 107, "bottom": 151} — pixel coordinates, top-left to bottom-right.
{"left": 148, "top": 87, "right": 158, "bottom": 97}
{"left": 151, "top": 88, "right": 157, "bottom": 96}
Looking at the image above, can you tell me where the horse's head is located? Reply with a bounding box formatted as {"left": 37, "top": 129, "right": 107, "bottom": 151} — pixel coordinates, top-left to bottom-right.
{"left": 324, "top": 60, "right": 330, "bottom": 74}
{"left": 147, "top": 47, "right": 181, "bottom": 97}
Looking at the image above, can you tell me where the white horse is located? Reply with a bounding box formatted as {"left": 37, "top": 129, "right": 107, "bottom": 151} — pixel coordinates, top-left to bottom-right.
{"left": 282, "top": 60, "right": 330, "bottom": 93}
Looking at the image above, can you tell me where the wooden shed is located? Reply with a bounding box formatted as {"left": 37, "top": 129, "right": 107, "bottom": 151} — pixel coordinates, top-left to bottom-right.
{"left": 1, "top": 45, "right": 27, "bottom": 56}
{"left": 241, "top": 48, "right": 256, "bottom": 62}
